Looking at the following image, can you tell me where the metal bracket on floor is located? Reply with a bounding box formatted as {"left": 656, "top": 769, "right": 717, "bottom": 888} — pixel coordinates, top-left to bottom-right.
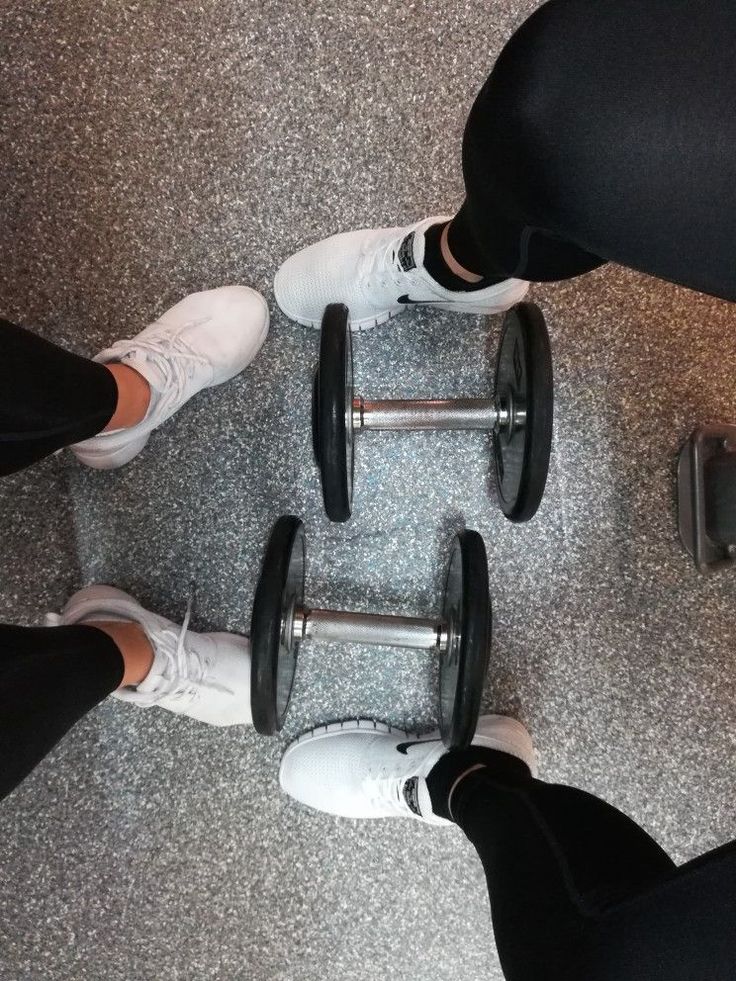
{"left": 678, "top": 424, "right": 736, "bottom": 573}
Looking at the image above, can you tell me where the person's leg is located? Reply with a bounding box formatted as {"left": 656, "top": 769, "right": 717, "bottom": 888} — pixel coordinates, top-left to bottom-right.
{"left": 277, "top": 0, "right": 736, "bottom": 328}
{"left": 434, "top": 753, "right": 736, "bottom": 980}
{"left": 0, "top": 623, "right": 127, "bottom": 801}
{"left": 0, "top": 286, "right": 268, "bottom": 476}
{"left": 435, "top": 758, "right": 673, "bottom": 979}
{"left": 279, "top": 715, "right": 736, "bottom": 980}
{"left": 597, "top": 839, "right": 736, "bottom": 979}
{"left": 0, "top": 582, "right": 255, "bottom": 802}
{"left": 0, "top": 318, "right": 121, "bottom": 476}
{"left": 446, "top": 0, "right": 736, "bottom": 298}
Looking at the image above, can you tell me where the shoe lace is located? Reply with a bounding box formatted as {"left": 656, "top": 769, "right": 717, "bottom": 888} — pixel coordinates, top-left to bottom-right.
{"left": 357, "top": 231, "right": 413, "bottom": 293}
{"left": 368, "top": 778, "right": 409, "bottom": 816}
{"left": 145, "top": 588, "right": 234, "bottom": 706}
{"left": 362, "top": 755, "right": 413, "bottom": 817}
{"left": 166, "top": 592, "right": 196, "bottom": 698}
{"left": 99, "top": 586, "right": 230, "bottom": 708}
{"left": 113, "top": 317, "right": 212, "bottom": 397}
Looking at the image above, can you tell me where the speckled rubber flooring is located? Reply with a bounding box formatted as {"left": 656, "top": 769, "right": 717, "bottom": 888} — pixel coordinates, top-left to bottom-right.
{"left": 1, "top": 3, "right": 736, "bottom": 980}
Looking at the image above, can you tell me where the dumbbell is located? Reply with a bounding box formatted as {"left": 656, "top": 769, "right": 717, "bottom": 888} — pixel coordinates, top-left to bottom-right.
{"left": 678, "top": 424, "right": 736, "bottom": 572}
{"left": 250, "top": 515, "right": 492, "bottom": 749}
{"left": 312, "top": 301, "right": 553, "bottom": 523}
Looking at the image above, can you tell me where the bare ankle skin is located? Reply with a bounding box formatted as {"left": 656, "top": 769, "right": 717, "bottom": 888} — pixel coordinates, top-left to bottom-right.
{"left": 91, "top": 621, "right": 154, "bottom": 687}
{"left": 103, "top": 364, "right": 151, "bottom": 431}
{"left": 447, "top": 763, "right": 487, "bottom": 820}
{"left": 440, "top": 223, "right": 484, "bottom": 284}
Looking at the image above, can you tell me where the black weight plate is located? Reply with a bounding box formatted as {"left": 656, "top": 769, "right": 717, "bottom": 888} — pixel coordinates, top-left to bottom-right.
{"left": 250, "top": 515, "right": 305, "bottom": 734}
{"left": 493, "top": 303, "right": 553, "bottom": 522}
{"left": 316, "top": 303, "right": 354, "bottom": 522}
{"left": 705, "top": 452, "right": 736, "bottom": 545}
{"left": 439, "top": 529, "right": 491, "bottom": 749}
{"left": 311, "top": 367, "right": 321, "bottom": 464}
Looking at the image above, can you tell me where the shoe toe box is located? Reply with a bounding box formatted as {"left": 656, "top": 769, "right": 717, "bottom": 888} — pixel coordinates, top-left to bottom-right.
{"left": 188, "top": 285, "right": 269, "bottom": 378}
{"left": 279, "top": 727, "right": 379, "bottom": 817}
{"left": 274, "top": 231, "right": 369, "bottom": 326}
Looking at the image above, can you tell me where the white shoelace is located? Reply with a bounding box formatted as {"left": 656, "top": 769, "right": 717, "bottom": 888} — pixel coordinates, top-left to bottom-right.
{"left": 164, "top": 594, "right": 194, "bottom": 701}
{"left": 137, "top": 591, "right": 232, "bottom": 707}
{"left": 110, "top": 318, "right": 212, "bottom": 407}
{"left": 357, "top": 232, "right": 415, "bottom": 293}
{"left": 363, "top": 771, "right": 414, "bottom": 817}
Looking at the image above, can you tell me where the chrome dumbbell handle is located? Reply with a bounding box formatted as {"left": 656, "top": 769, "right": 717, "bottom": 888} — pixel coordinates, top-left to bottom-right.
{"left": 352, "top": 397, "right": 512, "bottom": 432}
{"left": 292, "top": 607, "right": 447, "bottom": 653}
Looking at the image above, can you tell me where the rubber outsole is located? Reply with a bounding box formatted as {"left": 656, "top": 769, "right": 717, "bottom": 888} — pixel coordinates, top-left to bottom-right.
{"left": 282, "top": 715, "right": 537, "bottom": 775}
{"left": 276, "top": 280, "right": 531, "bottom": 333}
{"left": 285, "top": 718, "right": 409, "bottom": 749}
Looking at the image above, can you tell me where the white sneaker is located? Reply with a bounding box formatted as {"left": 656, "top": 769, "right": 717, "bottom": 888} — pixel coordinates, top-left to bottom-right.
{"left": 279, "top": 715, "right": 536, "bottom": 822}
{"left": 72, "top": 286, "right": 269, "bottom": 469}
{"left": 274, "top": 216, "right": 529, "bottom": 330}
{"left": 46, "top": 585, "right": 252, "bottom": 726}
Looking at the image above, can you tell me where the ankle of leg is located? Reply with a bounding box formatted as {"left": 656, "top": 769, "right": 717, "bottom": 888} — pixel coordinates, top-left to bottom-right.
{"left": 426, "top": 747, "right": 532, "bottom": 821}
{"left": 89, "top": 621, "right": 154, "bottom": 688}
{"left": 104, "top": 363, "right": 152, "bottom": 431}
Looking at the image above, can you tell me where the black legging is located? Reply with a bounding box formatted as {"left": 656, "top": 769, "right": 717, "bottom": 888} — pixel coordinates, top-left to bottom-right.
{"left": 448, "top": 0, "right": 736, "bottom": 301}
{"left": 427, "top": 749, "right": 736, "bottom": 981}
{"left": 0, "top": 318, "right": 117, "bottom": 476}
{"left": 0, "top": 625, "right": 123, "bottom": 801}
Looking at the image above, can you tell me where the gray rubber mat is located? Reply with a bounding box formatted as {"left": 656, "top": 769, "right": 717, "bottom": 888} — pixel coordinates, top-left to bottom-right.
{"left": 1, "top": 3, "right": 735, "bottom": 980}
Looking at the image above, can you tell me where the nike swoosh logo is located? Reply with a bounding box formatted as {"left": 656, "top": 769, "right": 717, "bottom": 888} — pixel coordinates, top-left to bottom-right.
{"left": 397, "top": 295, "right": 443, "bottom": 306}
{"left": 396, "top": 738, "right": 442, "bottom": 755}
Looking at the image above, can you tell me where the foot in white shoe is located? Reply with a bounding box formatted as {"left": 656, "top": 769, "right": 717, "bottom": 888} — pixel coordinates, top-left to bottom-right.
{"left": 47, "top": 585, "right": 252, "bottom": 726}
{"left": 72, "top": 285, "right": 269, "bottom": 469}
{"left": 274, "top": 216, "right": 529, "bottom": 330}
{"left": 279, "top": 715, "right": 536, "bottom": 822}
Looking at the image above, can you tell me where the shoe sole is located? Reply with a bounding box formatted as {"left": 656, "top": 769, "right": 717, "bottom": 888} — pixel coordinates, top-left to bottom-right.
{"left": 283, "top": 715, "right": 536, "bottom": 773}
{"left": 285, "top": 718, "right": 408, "bottom": 748}
{"left": 71, "top": 431, "right": 152, "bottom": 470}
{"left": 276, "top": 279, "right": 530, "bottom": 332}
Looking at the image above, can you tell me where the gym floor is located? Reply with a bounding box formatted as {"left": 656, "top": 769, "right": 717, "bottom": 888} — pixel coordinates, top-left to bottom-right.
{"left": 2, "top": 2, "right": 736, "bottom": 979}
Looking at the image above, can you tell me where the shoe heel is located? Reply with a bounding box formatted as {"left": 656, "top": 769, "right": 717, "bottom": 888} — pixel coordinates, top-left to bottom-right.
{"left": 474, "top": 715, "right": 537, "bottom": 775}
{"left": 71, "top": 431, "right": 151, "bottom": 470}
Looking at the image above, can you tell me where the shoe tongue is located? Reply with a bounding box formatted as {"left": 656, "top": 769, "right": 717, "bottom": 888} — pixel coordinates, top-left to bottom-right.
{"left": 401, "top": 776, "right": 424, "bottom": 817}
{"left": 397, "top": 228, "right": 424, "bottom": 273}
{"left": 402, "top": 777, "right": 440, "bottom": 820}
